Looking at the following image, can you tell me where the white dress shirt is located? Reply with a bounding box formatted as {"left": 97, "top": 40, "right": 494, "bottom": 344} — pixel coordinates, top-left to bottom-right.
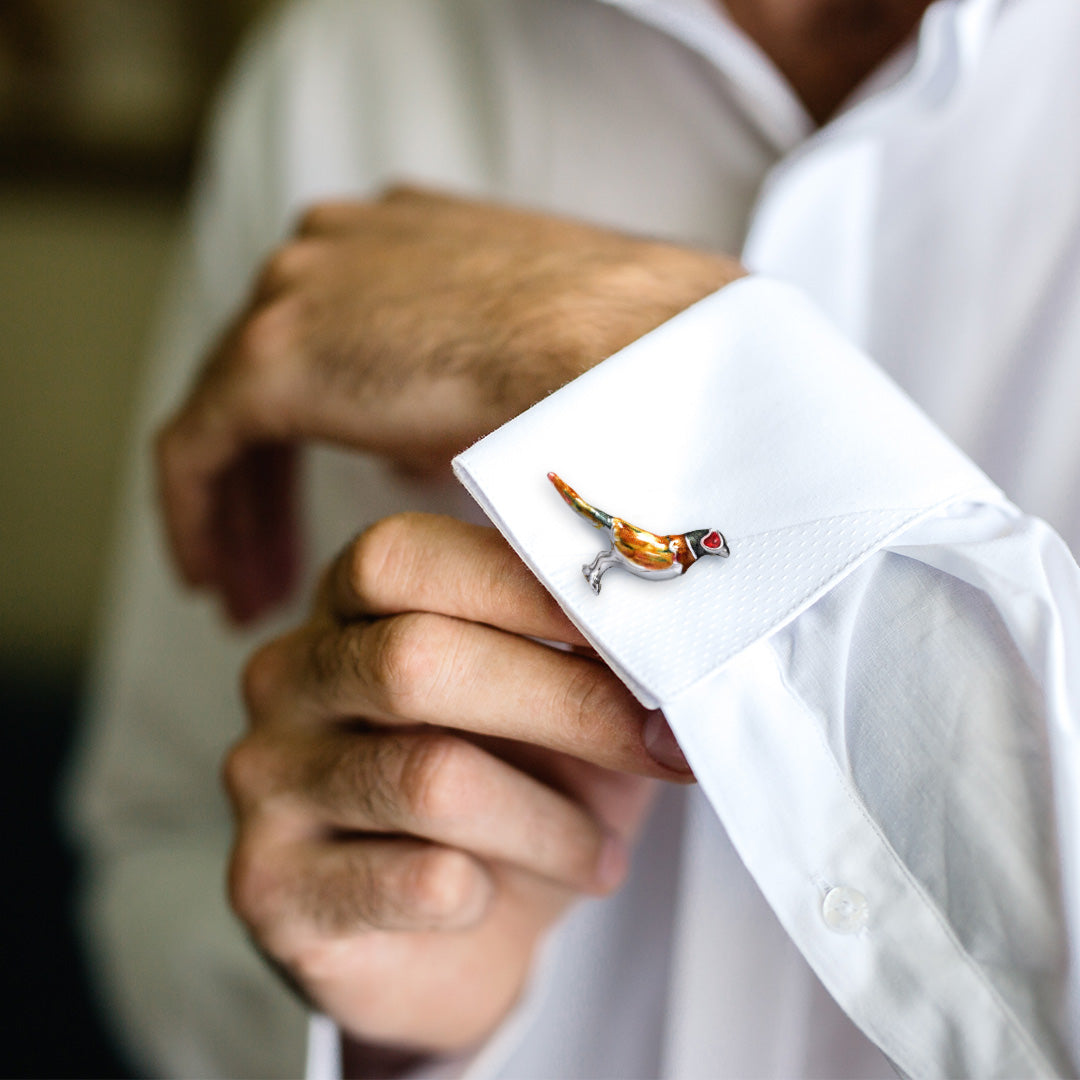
{"left": 69, "top": 0, "right": 1080, "bottom": 1076}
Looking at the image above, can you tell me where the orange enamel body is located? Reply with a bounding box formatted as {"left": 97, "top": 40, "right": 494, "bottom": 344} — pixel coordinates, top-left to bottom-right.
{"left": 612, "top": 520, "right": 682, "bottom": 572}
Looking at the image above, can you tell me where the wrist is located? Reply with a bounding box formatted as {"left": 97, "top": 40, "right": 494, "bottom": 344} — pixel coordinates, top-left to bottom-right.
{"left": 499, "top": 244, "right": 746, "bottom": 422}
{"left": 562, "top": 242, "right": 746, "bottom": 376}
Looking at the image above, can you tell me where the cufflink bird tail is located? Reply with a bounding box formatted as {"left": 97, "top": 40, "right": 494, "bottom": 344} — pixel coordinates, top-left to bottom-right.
{"left": 547, "top": 472, "right": 728, "bottom": 595}
{"left": 547, "top": 471, "right": 614, "bottom": 530}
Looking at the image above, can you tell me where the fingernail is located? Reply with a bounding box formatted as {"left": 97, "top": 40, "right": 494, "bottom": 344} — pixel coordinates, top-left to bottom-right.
{"left": 643, "top": 711, "right": 691, "bottom": 774}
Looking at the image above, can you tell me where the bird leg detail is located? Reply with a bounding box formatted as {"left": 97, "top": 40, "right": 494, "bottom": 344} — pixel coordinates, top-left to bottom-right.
{"left": 582, "top": 548, "right": 621, "bottom": 594}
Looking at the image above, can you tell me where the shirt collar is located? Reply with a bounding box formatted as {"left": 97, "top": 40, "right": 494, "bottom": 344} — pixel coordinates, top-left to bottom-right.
{"left": 590, "top": 0, "right": 1008, "bottom": 153}
{"left": 593, "top": 0, "right": 813, "bottom": 152}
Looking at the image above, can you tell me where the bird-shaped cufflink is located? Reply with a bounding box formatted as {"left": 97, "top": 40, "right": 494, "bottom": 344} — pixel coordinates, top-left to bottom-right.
{"left": 548, "top": 472, "right": 729, "bottom": 595}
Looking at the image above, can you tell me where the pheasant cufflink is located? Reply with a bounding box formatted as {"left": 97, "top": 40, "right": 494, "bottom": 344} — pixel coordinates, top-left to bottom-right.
{"left": 548, "top": 472, "right": 729, "bottom": 595}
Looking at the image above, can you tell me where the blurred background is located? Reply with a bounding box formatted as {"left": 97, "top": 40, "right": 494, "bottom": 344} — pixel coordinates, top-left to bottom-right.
{"left": 1, "top": 2, "right": 272, "bottom": 1074}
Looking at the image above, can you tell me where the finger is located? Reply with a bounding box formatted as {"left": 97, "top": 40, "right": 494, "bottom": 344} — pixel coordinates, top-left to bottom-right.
{"left": 282, "top": 612, "right": 688, "bottom": 779}
{"left": 299, "top": 731, "right": 626, "bottom": 894}
{"left": 216, "top": 443, "right": 302, "bottom": 624}
{"left": 464, "top": 734, "right": 660, "bottom": 842}
{"left": 294, "top": 200, "right": 376, "bottom": 237}
{"left": 232, "top": 830, "right": 494, "bottom": 938}
{"left": 242, "top": 854, "right": 574, "bottom": 1052}
{"left": 156, "top": 301, "right": 304, "bottom": 591}
{"left": 328, "top": 513, "right": 587, "bottom": 647}
{"left": 250, "top": 239, "right": 322, "bottom": 304}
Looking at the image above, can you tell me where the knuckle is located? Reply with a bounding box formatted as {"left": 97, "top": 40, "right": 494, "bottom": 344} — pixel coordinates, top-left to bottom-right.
{"left": 397, "top": 735, "right": 474, "bottom": 824}
{"left": 221, "top": 740, "right": 256, "bottom": 805}
{"left": 153, "top": 407, "right": 205, "bottom": 492}
{"left": 255, "top": 242, "right": 309, "bottom": 296}
{"left": 221, "top": 736, "right": 275, "bottom": 809}
{"left": 286, "top": 936, "right": 357, "bottom": 989}
{"left": 242, "top": 640, "right": 285, "bottom": 716}
{"left": 296, "top": 201, "right": 347, "bottom": 235}
{"left": 363, "top": 611, "right": 441, "bottom": 714}
{"left": 227, "top": 831, "right": 280, "bottom": 931}
{"left": 399, "top": 847, "right": 482, "bottom": 923}
{"left": 232, "top": 303, "right": 294, "bottom": 377}
{"left": 346, "top": 514, "right": 416, "bottom": 611}
{"left": 560, "top": 664, "right": 628, "bottom": 749}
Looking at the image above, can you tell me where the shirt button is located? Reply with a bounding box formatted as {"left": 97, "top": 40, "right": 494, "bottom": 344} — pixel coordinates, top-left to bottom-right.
{"left": 822, "top": 886, "right": 869, "bottom": 934}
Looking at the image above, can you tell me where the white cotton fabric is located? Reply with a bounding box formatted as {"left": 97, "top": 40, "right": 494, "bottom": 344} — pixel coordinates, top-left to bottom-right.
{"left": 455, "top": 281, "right": 1079, "bottom": 1076}
{"left": 65, "top": 0, "right": 1080, "bottom": 1076}
{"left": 454, "top": 278, "right": 1000, "bottom": 707}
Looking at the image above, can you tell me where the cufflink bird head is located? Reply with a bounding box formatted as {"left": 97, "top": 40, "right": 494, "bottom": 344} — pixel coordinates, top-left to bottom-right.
{"left": 547, "top": 472, "right": 729, "bottom": 595}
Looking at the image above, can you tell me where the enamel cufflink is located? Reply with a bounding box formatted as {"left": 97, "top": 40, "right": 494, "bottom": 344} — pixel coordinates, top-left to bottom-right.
{"left": 548, "top": 472, "right": 729, "bottom": 595}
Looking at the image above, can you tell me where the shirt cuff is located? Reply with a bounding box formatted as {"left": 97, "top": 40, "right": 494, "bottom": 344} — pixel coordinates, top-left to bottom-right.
{"left": 453, "top": 276, "right": 1062, "bottom": 1076}
{"left": 453, "top": 276, "right": 1002, "bottom": 710}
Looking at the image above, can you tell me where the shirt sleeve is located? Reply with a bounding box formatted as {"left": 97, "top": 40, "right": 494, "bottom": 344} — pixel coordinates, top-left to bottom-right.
{"left": 454, "top": 277, "right": 1080, "bottom": 1077}
{"left": 63, "top": 15, "right": 313, "bottom": 1077}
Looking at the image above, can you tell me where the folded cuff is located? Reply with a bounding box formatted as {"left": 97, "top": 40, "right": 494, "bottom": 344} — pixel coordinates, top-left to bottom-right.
{"left": 454, "top": 276, "right": 1001, "bottom": 708}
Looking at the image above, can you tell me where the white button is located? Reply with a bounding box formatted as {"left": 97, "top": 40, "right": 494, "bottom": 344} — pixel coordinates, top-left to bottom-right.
{"left": 822, "top": 886, "right": 869, "bottom": 934}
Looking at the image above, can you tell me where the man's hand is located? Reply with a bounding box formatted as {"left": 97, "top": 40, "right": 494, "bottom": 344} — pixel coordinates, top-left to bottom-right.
{"left": 224, "top": 514, "right": 691, "bottom": 1060}
{"left": 156, "top": 186, "right": 744, "bottom": 622}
